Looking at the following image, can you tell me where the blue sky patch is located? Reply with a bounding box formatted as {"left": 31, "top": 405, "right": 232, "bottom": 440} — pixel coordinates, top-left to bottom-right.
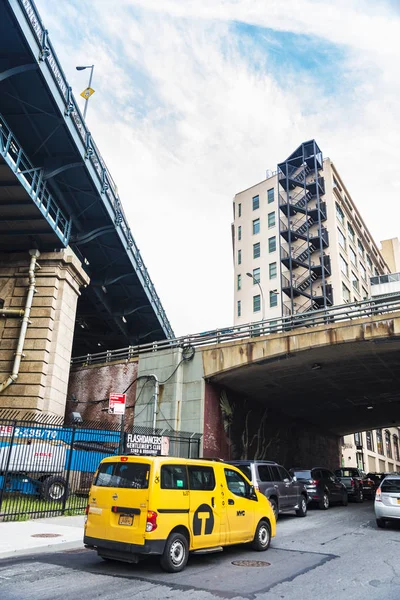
{"left": 231, "top": 21, "right": 349, "bottom": 98}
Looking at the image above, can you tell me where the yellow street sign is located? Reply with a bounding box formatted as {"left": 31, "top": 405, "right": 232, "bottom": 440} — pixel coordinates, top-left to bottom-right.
{"left": 80, "top": 87, "right": 95, "bottom": 100}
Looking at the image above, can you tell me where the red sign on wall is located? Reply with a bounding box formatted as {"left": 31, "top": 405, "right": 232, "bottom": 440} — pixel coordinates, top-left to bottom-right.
{"left": 108, "top": 393, "right": 126, "bottom": 415}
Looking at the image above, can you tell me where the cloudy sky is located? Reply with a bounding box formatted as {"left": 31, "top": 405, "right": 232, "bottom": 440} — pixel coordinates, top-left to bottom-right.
{"left": 37, "top": 0, "right": 400, "bottom": 336}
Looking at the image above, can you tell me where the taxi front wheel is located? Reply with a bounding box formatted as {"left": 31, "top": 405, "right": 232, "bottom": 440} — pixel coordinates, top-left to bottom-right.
{"left": 251, "top": 520, "right": 271, "bottom": 551}
{"left": 160, "top": 532, "right": 189, "bottom": 573}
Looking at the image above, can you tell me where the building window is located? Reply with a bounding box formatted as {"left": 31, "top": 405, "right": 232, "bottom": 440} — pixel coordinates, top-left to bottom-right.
{"left": 348, "top": 223, "right": 355, "bottom": 243}
{"left": 268, "top": 212, "right": 276, "bottom": 228}
{"left": 385, "top": 430, "right": 392, "bottom": 459}
{"left": 253, "top": 218, "right": 260, "bottom": 235}
{"left": 269, "top": 262, "right": 277, "bottom": 279}
{"left": 360, "top": 262, "right": 367, "bottom": 281}
{"left": 366, "top": 255, "right": 373, "bottom": 271}
{"left": 267, "top": 188, "right": 274, "bottom": 204}
{"left": 366, "top": 431, "right": 374, "bottom": 452}
{"left": 268, "top": 236, "right": 276, "bottom": 253}
{"left": 362, "top": 287, "right": 368, "bottom": 300}
{"left": 358, "top": 239, "right": 364, "bottom": 258}
{"left": 352, "top": 272, "right": 359, "bottom": 292}
{"left": 238, "top": 249, "right": 241, "bottom": 265}
{"left": 238, "top": 203, "right": 242, "bottom": 218}
{"left": 376, "top": 429, "right": 384, "bottom": 455}
{"left": 238, "top": 225, "right": 242, "bottom": 241}
{"left": 333, "top": 175, "right": 341, "bottom": 190}
{"left": 336, "top": 202, "right": 345, "bottom": 225}
{"left": 340, "top": 255, "right": 348, "bottom": 277}
{"left": 253, "top": 294, "right": 261, "bottom": 312}
{"left": 337, "top": 227, "right": 346, "bottom": 250}
{"left": 394, "top": 435, "right": 400, "bottom": 462}
{"left": 269, "top": 290, "right": 278, "bottom": 307}
{"left": 252, "top": 195, "right": 260, "bottom": 211}
{"left": 237, "top": 274, "right": 241, "bottom": 290}
{"left": 237, "top": 300, "right": 241, "bottom": 317}
{"left": 342, "top": 282, "right": 351, "bottom": 303}
{"left": 350, "top": 246, "right": 357, "bottom": 266}
{"left": 252, "top": 267, "right": 260, "bottom": 283}
{"left": 354, "top": 432, "right": 362, "bottom": 447}
{"left": 356, "top": 452, "right": 365, "bottom": 471}
{"left": 253, "top": 242, "right": 260, "bottom": 259}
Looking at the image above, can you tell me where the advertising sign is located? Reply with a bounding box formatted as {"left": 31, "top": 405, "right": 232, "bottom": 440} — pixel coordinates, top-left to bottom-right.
{"left": 108, "top": 393, "right": 126, "bottom": 415}
{"left": 125, "top": 433, "right": 170, "bottom": 456}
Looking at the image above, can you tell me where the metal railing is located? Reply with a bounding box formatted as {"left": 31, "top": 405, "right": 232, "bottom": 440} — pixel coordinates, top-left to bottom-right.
{"left": 16, "top": 0, "right": 174, "bottom": 339}
{"left": 0, "top": 113, "right": 71, "bottom": 244}
{"left": 71, "top": 293, "right": 400, "bottom": 367}
{"left": 371, "top": 273, "right": 400, "bottom": 286}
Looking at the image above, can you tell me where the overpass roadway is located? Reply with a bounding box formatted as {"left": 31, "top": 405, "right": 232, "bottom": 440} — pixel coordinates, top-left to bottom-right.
{"left": 202, "top": 309, "right": 400, "bottom": 436}
{"left": 71, "top": 295, "right": 400, "bottom": 439}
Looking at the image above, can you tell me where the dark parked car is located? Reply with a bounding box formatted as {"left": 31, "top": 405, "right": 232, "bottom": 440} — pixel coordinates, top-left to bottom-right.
{"left": 289, "top": 467, "right": 348, "bottom": 509}
{"left": 227, "top": 460, "right": 308, "bottom": 519}
{"left": 334, "top": 468, "right": 366, "bottom": 502}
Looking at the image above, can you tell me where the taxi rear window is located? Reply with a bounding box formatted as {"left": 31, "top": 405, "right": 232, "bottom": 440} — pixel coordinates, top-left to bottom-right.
{"left": 95, "top": 462, "right": 150, "bottom": 489}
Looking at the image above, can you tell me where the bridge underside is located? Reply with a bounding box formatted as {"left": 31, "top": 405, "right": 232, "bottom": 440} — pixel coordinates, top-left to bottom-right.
{"left": 208, "top": 338, "right": 400, "bottom": 436}
{"left": 0, "top": 1, "right": 172, "bottom": 355}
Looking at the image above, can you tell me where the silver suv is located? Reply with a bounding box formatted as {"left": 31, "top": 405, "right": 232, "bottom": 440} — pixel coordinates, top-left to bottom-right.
{"left": 227, "top": 460, "right": 308, "bottom": 519}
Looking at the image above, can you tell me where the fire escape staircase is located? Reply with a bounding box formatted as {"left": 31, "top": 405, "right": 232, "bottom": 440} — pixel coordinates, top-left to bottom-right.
{"left": 282, "top": 271, "right": 333, "bottom": 306}
{"left": 278, "top": 141, "right": 330, "bottom": 315}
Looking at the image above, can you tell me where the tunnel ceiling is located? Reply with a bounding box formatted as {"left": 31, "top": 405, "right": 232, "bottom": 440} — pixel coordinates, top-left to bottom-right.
{"left": 209, "top": 338, "right": 400, "bottom": 436}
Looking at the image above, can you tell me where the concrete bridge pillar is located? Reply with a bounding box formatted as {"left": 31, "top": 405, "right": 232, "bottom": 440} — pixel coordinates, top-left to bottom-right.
{"left": 0, "top": 248, "right": 89, "bottom": 418}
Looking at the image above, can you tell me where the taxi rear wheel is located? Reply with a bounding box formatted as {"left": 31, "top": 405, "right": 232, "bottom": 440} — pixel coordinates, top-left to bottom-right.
{"left": 160, "top": 532, "right": 189, "bottom": 573}
{"left": 251, "top": 519, "right": 271, "bottom": 551}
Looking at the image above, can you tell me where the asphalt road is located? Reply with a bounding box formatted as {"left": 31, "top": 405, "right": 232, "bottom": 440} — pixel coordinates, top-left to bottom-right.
{"left": 1, "top": 501, "right": 399, "bottom": 600}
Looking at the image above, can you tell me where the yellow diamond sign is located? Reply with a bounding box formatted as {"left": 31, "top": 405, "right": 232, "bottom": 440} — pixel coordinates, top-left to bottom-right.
{"left": 80, "top": 87, "right": 95, "bottom": 100}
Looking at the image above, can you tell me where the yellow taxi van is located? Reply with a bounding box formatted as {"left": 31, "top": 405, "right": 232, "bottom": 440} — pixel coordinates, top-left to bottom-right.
{"left": 84, "top": 455, "right": 276, "bottom": 572}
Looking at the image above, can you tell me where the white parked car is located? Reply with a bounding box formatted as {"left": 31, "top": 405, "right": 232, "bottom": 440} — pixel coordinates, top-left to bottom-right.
{"left": 375, "top": 475, "right": 400, "bottom": 528}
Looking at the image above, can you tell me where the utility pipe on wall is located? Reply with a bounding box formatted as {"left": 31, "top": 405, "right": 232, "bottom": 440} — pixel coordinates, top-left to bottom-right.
{"left": 149, "top": 374, "right": 160, "bottom": 432}
{"left": 0, "top": 249, "right": 40, "bottom": 394}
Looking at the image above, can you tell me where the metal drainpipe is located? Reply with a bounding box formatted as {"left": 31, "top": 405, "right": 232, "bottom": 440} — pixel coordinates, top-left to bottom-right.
{"left": 149, "top": 374, "right": 160, "bottom": 432}
{"left": 0, "top": 249, "right": 40, "bottom": 393}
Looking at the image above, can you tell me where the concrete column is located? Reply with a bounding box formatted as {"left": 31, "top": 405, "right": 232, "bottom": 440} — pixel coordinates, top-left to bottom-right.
{"left": 0, "top": 248, "right": 89, "bottom": 418}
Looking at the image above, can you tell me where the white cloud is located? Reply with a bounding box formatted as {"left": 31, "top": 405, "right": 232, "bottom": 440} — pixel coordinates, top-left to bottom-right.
{"left": 36, "top": 0, "right": 400, "bottom": 336}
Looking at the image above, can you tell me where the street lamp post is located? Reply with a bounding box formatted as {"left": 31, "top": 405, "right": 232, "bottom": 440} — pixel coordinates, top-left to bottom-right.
{"left": 76, "top": 64, "right": 95, "bottom": 120}
{"left": 246, "top": 272, "right": 265, "bottom": 321}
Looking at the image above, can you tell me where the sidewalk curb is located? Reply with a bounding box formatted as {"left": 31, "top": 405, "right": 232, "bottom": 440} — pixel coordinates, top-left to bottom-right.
{"left": 0, "top": 540, "right": 87, "bottom": 561}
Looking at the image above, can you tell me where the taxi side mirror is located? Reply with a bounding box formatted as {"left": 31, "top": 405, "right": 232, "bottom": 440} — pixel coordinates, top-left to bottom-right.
{"left": 248, "top": 485, "right": 258, "bottom": 501}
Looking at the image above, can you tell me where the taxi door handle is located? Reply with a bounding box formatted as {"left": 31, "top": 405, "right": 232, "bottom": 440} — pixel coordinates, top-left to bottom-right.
{"left": 228, "top": 499, "right": 235, "bottom": 505}
{"left": 211, "top": 497, "right": 215, "bottom": 508}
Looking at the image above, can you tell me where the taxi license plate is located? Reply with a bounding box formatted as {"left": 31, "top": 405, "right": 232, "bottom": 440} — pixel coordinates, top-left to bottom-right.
{"left": 118, "top": 515, "right": 133, "bottom": 526}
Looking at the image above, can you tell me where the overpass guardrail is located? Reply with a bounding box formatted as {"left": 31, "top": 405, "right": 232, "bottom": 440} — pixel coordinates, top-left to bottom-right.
{"left": 71, "top": 293, "right": 400, "bottom": 367}
{"left": 17, "top": 0, "right": 173, "bottom": 338}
